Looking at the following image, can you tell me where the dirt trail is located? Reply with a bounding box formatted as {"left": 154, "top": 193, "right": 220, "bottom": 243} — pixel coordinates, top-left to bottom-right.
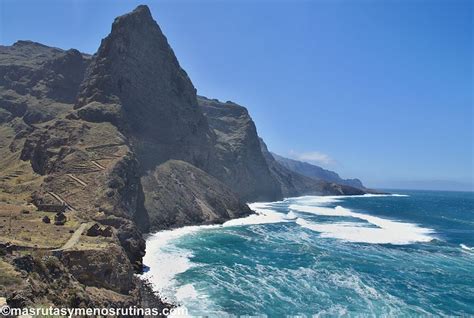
{"left": 52, "top": 223, "right": 88, "bottom": 251}
{"left": 85, "top": 143, "right": 124, "bottom": 151}
{"left": 66, "top": 174, "right": 87, "bottom": 186}
{"left": 91, "top": 160, "right": 106, "bottom": 170}
{"left": 47, "top": 191, "right": 76, "bottom": 212}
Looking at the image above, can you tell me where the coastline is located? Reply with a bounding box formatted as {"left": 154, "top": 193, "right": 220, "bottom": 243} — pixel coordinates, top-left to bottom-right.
{"left": 139, "top": 200, "right": 287, "bottom": 312}
{"left": 140, "top": 193, "right": 418, "bottom": 313}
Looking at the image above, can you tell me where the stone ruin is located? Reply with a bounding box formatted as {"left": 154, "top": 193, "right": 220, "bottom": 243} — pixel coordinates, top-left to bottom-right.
{"left": 31, "top": 193, "right": 67, "bottom": 213}
{"left": 37, "top": 203, "right": 66, "bottom": 213}
{"left": 54, "top": 212, "right": 67, "bottom": 225}
{"left": 0, "top": 243, "right": 12, "bottom": 256}
{"left": 86, "top": 223, "right": 113, "bottom": 237}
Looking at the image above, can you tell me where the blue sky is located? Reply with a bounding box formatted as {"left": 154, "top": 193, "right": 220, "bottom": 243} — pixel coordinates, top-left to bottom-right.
{"left": 1, "top": 0, "right": 472, "bottom": 190}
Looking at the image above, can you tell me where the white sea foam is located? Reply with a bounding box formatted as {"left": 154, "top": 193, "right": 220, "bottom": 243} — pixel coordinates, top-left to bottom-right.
{"left": 290, "top": 195, "right": 340, "bottom": 205}
{"left": 141, "top": 202, "right": 289, "bottom": 307}
{"left": 286, "top": 193, "right": 408, "bottom": 205}
{"left": 223, "top": 202, "right": 288, "bottom": 226}
{"left": 460, "top": 244, "right": 474, "bottom": 251}
{"left": 285, "top": 211, "right": 298, "bottom": 220}
{"left": 292, "top": 204, "right": 434, "bottom": 245}
{"left": 143, "top": 194, "right": 415, "bottom": 295}
{"left": 142, "top": 193, "right": 418, "bottom": 315}
{"left": 175, "top": 284, "right": 199, "bottom": 301}
{"left": 142, "top": 225, "right": 222, "bottom": 317}
{"left": 142, "top": 225, "right": 217, "bottom": 295}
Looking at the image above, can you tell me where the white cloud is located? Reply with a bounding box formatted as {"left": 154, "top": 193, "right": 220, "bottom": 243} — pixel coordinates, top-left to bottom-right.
{"left": 289, "top": 150, "right": 337, "bottom": 167}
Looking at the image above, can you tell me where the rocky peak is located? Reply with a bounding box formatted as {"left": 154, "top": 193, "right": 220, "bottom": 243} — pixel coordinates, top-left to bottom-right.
{"left": 13, "top": 40, "right": 50, "bottom": 47}
{"left": 76, "top": 4, "right": 196, "bottom": 111}
{"left": 75, "top": 5, "right": 213, "bottom": 170}
{"left": 110, "top": 5, "right": 155, "bottom": 31}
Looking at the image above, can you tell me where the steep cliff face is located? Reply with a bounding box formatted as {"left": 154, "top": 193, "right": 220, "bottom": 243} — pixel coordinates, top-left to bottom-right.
{"left": 199, "top": 96, "right": 282, "bottom": 201}
{"left": 259, "top": 139, "right": 366, "bottom": 196}
{"left": 75, "top": 5, "right": 214, "bottom": 171}
{"left": 70, "top": 5, "right": 250, "bottom": 231}
{"left": 198, "top": 94, "right": 367, "bottom": 198}
{"left": 0, "top": 41, "right": 90, "bottom": 124}
{"left": 272, "top": 153, "right": 366, "bottom": 189}
{"left": 142, "top": 160, "right": 252, "bottom": 230}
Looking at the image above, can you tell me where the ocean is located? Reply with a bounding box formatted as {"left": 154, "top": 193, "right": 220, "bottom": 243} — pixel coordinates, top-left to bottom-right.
{"left": 142, "top": 190, "right": 474, "bottom": 316}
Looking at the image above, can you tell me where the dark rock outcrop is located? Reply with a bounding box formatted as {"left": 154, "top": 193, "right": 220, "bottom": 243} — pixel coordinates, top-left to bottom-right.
{"left": 272, "top": 153, "right": 366, "bottom": 189}
{"left": 60, "top": 246, "right": 134, "bottom": 294}
{"left": 74, "top": 5, "right": 214, "bottom": 171}
{"left": 69, "top": 5, "right": 251, "bottom": 233}
{"left": 0, "top": 41, "right": 91, "bottom": 124}
{"left": 198, "top": 94, "right": 367, "bottom": 198}
{"left": 0, "top": 41, "right": 89, "bottom": 102}
{"left": 142, "top": 160, "right": 252, "bottom": 230}
{"left": 199, "top": 96, "right": 282, "bottom": 201}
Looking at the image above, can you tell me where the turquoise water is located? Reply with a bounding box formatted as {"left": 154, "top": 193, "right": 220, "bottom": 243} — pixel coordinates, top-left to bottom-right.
{"left": 143, "top": 191, "right": 474, "bottom": 316}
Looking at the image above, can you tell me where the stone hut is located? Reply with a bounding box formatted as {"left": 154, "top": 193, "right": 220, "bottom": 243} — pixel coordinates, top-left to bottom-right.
{"left": 86, "top": 223, "right": 101, "bottom": 237}
{"left": 35, "top": 203, "right": 66, "bottom": 213}
{"left": 32, "top": 194, "right": 67, "bottom": 213}
{"left": 102, "top": 226, "right": 113, "bottom": 237}
{"left": 54, "top": 212, "right": 67, "bottom": 225}
{"left": 86, "top": 223, "right": 113, "bottom": 237}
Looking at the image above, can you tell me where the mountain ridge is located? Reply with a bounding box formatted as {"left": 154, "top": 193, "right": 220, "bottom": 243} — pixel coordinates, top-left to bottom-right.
{"left": 271, "top": 153, "right": 366, "bottom": 189}
{"left": 0, "top": 5, "right": 372, "bottom": 310}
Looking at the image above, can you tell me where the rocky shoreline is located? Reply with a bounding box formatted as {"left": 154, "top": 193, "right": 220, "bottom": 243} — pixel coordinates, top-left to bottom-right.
{"left": 0, "top": 4, "right": 374, "bottom": 314}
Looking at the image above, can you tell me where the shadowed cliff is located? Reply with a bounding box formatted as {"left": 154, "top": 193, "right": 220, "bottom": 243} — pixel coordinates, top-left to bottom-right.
{"left": 199, "top": 96, "right": 282, "bottom": 201}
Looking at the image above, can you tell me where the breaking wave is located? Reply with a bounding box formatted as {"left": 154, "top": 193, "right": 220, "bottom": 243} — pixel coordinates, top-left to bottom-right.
{"left": 142, "top": 202, "right": 290, "bottom": 309}
{"left": 141, "top": 191, "right": 473, "bottom": 316}
{"left": 290, "top": 204, "right": 434, "bottom": 245}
